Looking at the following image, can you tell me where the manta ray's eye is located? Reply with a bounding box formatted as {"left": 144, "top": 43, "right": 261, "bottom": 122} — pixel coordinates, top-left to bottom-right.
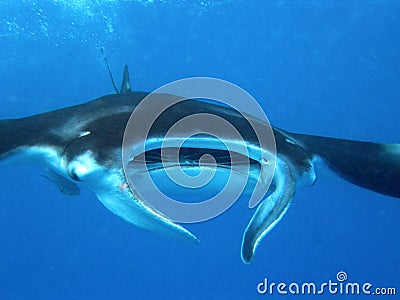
{"left": 66, "top": 152, "right": 93, "bottom": 182}
{"left": 67, "top": 161, "right": 86, "bottom": 181}
{"left": 69, "top": 169, "right": 81, "bottom": 181}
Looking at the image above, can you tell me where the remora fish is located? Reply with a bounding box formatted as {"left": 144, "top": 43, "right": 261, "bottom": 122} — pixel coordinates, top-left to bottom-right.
{"left": 0, "top": 66, "right": 399, "bottom": 264}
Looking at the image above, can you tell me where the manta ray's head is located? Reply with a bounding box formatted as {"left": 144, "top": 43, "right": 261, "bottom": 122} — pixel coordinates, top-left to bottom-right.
{"left": 56, "top": 100, "right": 137, "bottom": 182}
{"left": 59, "top": 125, "right": 198, "bottom": 244}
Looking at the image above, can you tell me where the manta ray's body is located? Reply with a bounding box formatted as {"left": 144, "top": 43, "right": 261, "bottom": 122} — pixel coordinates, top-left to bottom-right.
{"left": 1, "top": 68, "right": 399, "bottom": 264}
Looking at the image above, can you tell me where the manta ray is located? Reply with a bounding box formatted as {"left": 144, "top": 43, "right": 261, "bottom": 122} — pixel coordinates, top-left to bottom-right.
{"left": 0, "top": 66, "right": 399, "bottom": 264}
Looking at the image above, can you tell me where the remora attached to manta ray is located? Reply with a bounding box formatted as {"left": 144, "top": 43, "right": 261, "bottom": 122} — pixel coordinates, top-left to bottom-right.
{"left": 0, "top": 66, "right": 399, "bottom": 264}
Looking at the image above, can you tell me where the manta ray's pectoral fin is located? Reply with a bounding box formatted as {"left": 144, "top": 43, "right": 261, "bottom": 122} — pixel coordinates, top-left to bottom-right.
{"left": 241, "top": 158, "right": 296, "bottom": 264}
{"left": 41, "top": 168, "right": 80, "bottom": 196}
{"left": 120, "top": 65, "right": 132, "bottom": 94}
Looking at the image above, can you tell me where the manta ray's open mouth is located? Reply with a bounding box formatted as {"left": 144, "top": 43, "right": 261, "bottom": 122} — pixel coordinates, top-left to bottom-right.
{"left": 131, "top": 147, "right": 260, "bottom": 171}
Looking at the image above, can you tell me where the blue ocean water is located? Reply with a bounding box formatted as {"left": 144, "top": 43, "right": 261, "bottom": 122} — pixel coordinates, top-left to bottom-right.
{"left": 0, "top": 1, "right": 399, "bottom": 299}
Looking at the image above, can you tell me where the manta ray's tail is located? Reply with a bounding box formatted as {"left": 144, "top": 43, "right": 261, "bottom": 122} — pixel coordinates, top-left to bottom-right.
{"left": 292, "top": 132, "right": 400, "bottom": 198}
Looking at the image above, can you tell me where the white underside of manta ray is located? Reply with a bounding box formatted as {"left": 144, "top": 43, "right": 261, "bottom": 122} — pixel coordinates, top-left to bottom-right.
{"left": 0, "top": 66, "right": 399, "bottom": 264}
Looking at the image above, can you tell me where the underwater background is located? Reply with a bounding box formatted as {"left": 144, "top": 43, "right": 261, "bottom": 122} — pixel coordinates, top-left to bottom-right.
{"left": 0, "top": 1, "right": 399, "bottom": 299}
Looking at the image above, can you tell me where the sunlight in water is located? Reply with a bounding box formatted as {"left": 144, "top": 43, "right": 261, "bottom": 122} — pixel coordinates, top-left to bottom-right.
{"left": 1, "top": 0, "right": 236, "bottom": 38}
{"left": 0, "top": 0, "right": 237, "bottom": 45}
{"left": 0, "top": 0, "right": 236, "bottom": 65}
{"left": 53, "top": 0, "right": 235, "bottom": 14}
